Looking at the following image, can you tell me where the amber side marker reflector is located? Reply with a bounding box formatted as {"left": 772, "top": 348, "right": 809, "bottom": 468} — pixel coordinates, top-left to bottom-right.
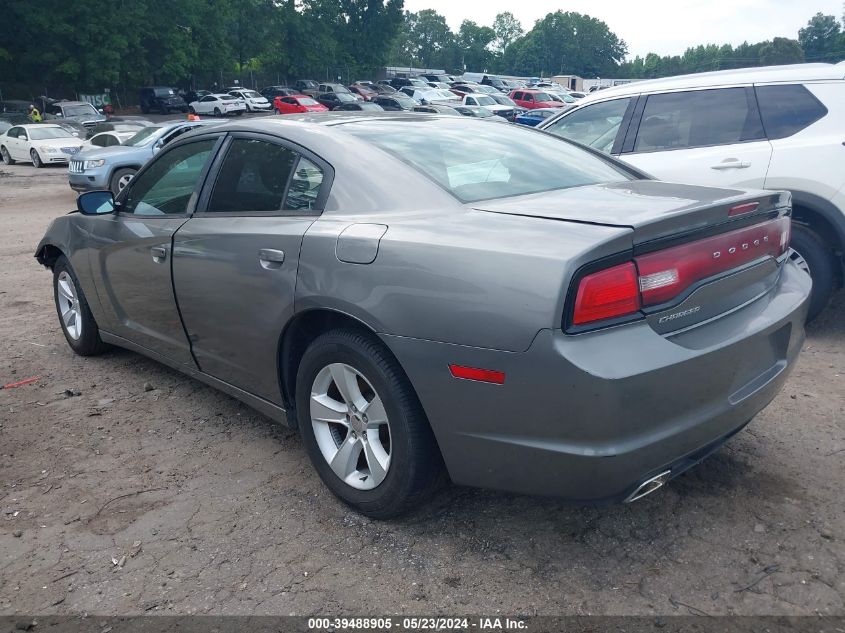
{"left": 728, "top": 201, "right": 759, "bottom": 216}
{"left": 449, "top": 364, "right": 506, "bottom": 385}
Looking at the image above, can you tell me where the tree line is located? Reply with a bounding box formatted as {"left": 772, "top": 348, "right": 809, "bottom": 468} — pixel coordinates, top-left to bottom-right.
{"left": 1, "top": 1, "right": 844, "bottom": 101}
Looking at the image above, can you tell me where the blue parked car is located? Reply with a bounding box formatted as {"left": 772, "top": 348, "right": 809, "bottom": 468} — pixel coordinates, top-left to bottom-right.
{"left": 68, "top": 119, "right": 224, "bottom": 195}
{"left": 515, "top": 108, "right": 563, "bottom": 127}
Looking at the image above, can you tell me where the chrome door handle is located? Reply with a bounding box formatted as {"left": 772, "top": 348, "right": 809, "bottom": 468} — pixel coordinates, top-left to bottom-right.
{"left": 258, "top": 248, "right": 285, "bottom": 269}
{"left": 710, "top": 159, "right": 751, "bottom": 170}
{"left": 151, "top": 245, "right": 167, "bottom": 263}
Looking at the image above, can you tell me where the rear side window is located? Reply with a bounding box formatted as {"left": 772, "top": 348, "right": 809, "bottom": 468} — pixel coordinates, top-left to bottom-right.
{"left": 207, "top": 139, "right": 296, "bottom": 212}
{"left": 544, "top": 98, "right": 631, "bottom": 154}
{"left": 634, "top": 88, "right": 764, "bottom": 152}
{"left": 755, "top": 84, "right": 828, "bottom": 140}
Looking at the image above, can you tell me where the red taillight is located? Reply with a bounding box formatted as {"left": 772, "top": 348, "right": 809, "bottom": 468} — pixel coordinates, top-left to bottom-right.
{"left": 570, "top": 216, "right": 791, "bottom": 327}
{"left": 635, "top": 217, "right": 790, "bottom": 306}
{"left": 572, "top": 262, "right": 640, "bottom": 325}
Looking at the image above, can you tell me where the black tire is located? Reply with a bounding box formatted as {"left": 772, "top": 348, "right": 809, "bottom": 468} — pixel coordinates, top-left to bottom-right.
{"left": 30, "top": 149, "right": 43, "bottom": 168}
{"left": 140, "top": 104, "right": 149, "bottom": 115}
{"left": 213, "top": 107, "right": 221, "bottom": 116}
{"left": 790, "top": 225, "right": 836, "bottom": 322}
{"left": 110, "top": 168, "right": 136, "bottom": 197}
{"left": 0, "top": 146, "right": 14, "bottom": 165}
{"left": 53, "top": 256, "right": 109, "bottom": 356}
{"left": 296, "top": 329, "right": 443, "bottom": 519}
{"left": 188, "top": 106, "right": 196, "bottom": 114}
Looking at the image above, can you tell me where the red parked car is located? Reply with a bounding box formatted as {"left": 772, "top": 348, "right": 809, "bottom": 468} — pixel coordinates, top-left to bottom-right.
{"left": 348, "top": 83, "right": 378, "bottom": 101}
{"left": 509, "top": 89, "right": 560, "bottom": 109}
{"left": 273, "top": 94, "right": 329, "bottom": 114}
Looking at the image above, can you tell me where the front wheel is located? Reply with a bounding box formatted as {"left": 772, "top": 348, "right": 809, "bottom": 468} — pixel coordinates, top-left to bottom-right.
{"left": 790, "top": 225, "right": 837, "bottom": 322}
{"left": 296, "top": 329, "right": 443, "bottom": 519}
{"left": 110, "top": 168, "right": 136, "bottom": 196}
{"left": 53, "top": 256, "right": 109, "bottom": 356}
{"left": 31, "top": 149, "right": 43, "bottom": 168}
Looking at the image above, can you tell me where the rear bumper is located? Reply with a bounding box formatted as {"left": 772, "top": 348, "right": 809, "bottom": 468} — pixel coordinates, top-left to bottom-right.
{"left": 382, "top": 260, "right": 811, "bottom": 501}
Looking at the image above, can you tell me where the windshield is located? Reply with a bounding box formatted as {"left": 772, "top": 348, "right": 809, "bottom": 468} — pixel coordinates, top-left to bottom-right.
{"left": 475, "top": 96, "right": 496, "bottom": 106}
{"left": 299, "top": 98, "right": 319, "bottom": 106}
{"left": 534, "top": 93, "right": 554, "bottom": 103}
{"left": 348, "top": 119, "right": 631, "bottom": 203}
{"left": 154, "top": 88, "right": 175, "bottom": 97}
{"left": 301, "top": 81, "right": 318, "bottom": 88}
{"left": 244, "top": 90, "right": 261, "bottom": 98}
{"left": 63, "top": 104, "right": 99, "bottom": 117}
{"left": 395, "top": 96, "right": 416, "bottom": 108}
{"left": 29, "top": 126, "right": 75, "bottom": 140}
{"left": 360, "top": 102, "right": 383, "bottom": 110}
{"left": 124, "top": 126, "right": 163, "bottom": 146}
{"left": 491, "top": 95, "right": 516, "bottom": 106}
{"left": 337, "top": 93, "right": 357, "bottom": 102}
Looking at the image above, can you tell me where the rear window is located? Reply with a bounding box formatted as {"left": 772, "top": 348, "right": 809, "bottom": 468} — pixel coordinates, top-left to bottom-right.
{"left": 346, "top": 118, "right": 633, "bottom": 203}
{"left": 634, "top": 88, "right": 764, "bottom": 152}
{"left": 755, "top": 84, "right": 828, "bottom": 140}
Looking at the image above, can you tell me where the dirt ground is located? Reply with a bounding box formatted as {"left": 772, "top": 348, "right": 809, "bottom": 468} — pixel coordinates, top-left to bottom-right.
{"left": 0, "top": 163, "right": 843, "bottom": 617}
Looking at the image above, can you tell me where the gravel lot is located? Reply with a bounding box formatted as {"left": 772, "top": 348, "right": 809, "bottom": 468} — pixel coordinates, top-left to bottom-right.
{"left": 0, "top": 163, "right": 843, "bottom": 617}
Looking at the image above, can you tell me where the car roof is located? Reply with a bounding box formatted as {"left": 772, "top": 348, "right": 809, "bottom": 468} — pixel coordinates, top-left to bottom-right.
{"left": 585, "top": 61, "right": 845, "bottom": 99}
{"left": 18, "top": 123, "right": 64, "bottom": 130}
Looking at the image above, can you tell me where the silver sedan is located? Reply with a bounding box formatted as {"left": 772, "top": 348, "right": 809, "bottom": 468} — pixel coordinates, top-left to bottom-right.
{"left": 36, "top": 114, "right": 810, "bottom": 517}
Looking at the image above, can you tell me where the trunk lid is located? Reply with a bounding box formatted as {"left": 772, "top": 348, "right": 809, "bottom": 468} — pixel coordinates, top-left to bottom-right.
{"left": 473, "top": 180, "right": 793, "bottom": 334}
{"left": 473, "top": 180, "right": 789, "bottom": 246}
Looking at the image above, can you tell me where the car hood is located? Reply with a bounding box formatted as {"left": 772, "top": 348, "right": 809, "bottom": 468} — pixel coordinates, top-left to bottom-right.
{"left": 75, "top": 144, "right": 149, "bottom": 161}
{"left": 33, "top": 138, "right": 84, "bottom": 148}
{"left": 473, "top": 180, "right": 786, "bottom": 245}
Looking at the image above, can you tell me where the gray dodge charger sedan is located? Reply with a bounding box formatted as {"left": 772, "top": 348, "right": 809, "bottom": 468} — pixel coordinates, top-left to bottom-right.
{"left": 36, "top": 113, "right": 811, "bottom": 518}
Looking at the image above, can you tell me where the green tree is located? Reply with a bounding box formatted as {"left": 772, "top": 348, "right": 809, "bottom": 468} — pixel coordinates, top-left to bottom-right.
{"left": 799, "top": 13, "right": 842, "bottom": 61}
{"left": 758, "top": 37, "right": 805, "bottom": 65}
{"left": 458, "top": 20, "right": 496, "bottom": 72}
{"left": 492, "top": 12, "right": 523, "bottom": 55}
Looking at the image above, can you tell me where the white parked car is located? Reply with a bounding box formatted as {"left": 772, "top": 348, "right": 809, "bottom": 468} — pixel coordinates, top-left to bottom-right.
{"left": 461, "top": 94, "right": 514, "bottom": 118}
{"left": 0, "top": 124, "right": 84, "bottom": 167}
{"left": 540, "top": 62, "right": 845, "bottom": 320}
{"left": 189, "top": 94, "right": 247, "bottom": 116}
{"left": 83, "top": 130, "right": 137, "bottom": 149}
{"left": 227, "top": 89, "right": 271, "bottom": 112}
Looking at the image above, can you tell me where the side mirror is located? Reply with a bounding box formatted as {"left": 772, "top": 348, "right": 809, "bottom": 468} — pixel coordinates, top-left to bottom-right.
{"left": 77, "top": 191, "right": 115, "bottom": 215}
{"left": 19, "top": 134, "right": 27, "bottom": 140}
{"left": 152, "top": 139, "right": 164, "bottom": 153}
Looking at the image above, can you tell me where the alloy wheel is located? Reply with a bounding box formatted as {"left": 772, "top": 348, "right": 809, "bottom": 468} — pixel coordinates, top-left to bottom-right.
{"left": 1, "top": 147, "right": 10, "bottom": 164}
{"left": 117, "top": 173, "right": 133, "bottom": 192}
{"left": 30, "top": 150, "right": 41, "bottom": 167}
{"left": 56, "top": 271, "right": 82, "bottom": 340}
{"left": 310, "top": 363, "right": 391, "bottom": 490}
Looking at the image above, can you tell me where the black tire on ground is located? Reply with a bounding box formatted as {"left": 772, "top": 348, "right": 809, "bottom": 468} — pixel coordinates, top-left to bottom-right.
{"left": 53, "top": 255, "right": 110, "bottom": 356}
{"left": 188, "top": 106, "right": 196, "bottom": 114}
{"left": 31, "top": 149, "right": 43, "bottom": 168}
{"left": 109, "top": 168, "right": 136, "bottom": 197}
{"left": 790, "top": 224, "right": 837, "bottom": 322}
{"left": 1, "top": 146, "right": 14, "bottom": 165}
{"left": 295, "top": 329, "right": 443, "bottom": 519}
{"left": 213, "top": 107, "right": 221, "bottom": 116}
{"left": 141, "top": 105, "right": 149, "bottom": 114}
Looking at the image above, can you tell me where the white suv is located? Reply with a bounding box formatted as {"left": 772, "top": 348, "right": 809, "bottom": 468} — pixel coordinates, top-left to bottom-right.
{"left": 540, "top": 62, "right": 845, "bottom": 320}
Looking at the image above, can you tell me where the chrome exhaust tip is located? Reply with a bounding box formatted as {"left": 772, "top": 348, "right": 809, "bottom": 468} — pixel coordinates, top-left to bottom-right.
{"left": 624, "top": 470, "right": 671, "bottom": 503}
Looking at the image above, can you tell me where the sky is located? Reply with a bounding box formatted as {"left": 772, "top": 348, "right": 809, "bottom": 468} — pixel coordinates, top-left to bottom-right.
{"left": 403, "top": 0, "right": 845, "bottom": 59}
